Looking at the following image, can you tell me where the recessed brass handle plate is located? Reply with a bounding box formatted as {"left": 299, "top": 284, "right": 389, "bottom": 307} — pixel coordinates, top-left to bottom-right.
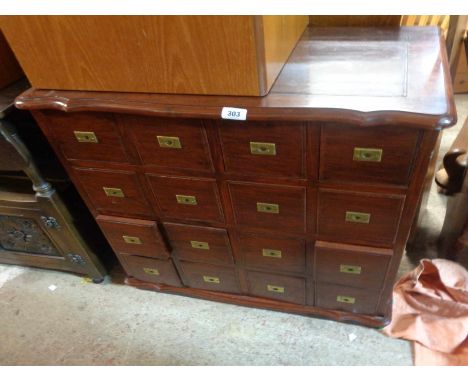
{"left": 157, "top": 135, "right": 182, "bottom": 149}
{"left": 190, "top": 240, "right": 210, "bottom": 250}
{"left": 122, "top": 235, "right": 142, "bottom": 245}
{"left": 345, "top": 211, "right": 371, "bottom": 224}
{"left": 203, "top": 276, "right": 220, "bottom": 284}
{"left": 176, "top": 195, "right": 197, "bottom": 205}
{"left": 353, "top": 147, "right": 383, "bottom": 162}
{"left": 337, "top": 295, "right": 355, "bottom": 304}
{"left": 262, "top": 248, "right": 282, "bottom": 258}
{"left": 340, "top": 264, "right": 362, "bottom": 274}
{"left": 267, "top": 284, "right": 285, "bottom": 293}
{"left": 103, "top": 187, "right": 125, "bottom": 198}
{"left": 257, "top": 202, "right": 279, "bottom": 214}
{"left": 74, "top": 131, "right": 98, "bottom": 143}
{"left": 250, "top": 142, "right": 277, "bottom": 156}
{"left": 143, "top": 267, "right": 160, "bottom": 275}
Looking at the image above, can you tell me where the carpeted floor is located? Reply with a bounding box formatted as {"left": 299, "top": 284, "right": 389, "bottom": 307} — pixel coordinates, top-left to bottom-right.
{"left": 0, "top": 94, "right": 467, "bottom": 366}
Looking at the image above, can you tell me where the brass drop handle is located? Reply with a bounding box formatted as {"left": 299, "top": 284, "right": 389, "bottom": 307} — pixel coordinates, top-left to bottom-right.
{"left": 257, "top": 202, "right": 280, "bottom": 214}
{"left": 103, "top": 187, "right": 125, "bottom": 198}
{"left": 190, "top": 241, "right": 210, "bottom": 250}
{"left": 336, "top": 295, "right": 355, "bottom": 304}
{"left": 157, "top": 136, "right": 182, "bottom": 149}
{"left": 176, "top": 195, "right": 197, "bottom": 205}
{"left": 203, "top": 276, "right": 220, "bottom": 284}
{"left": 74, "top": 131, "right": 98, "bottom": 143}
{"left": 143, "top": 267, "right": 160, "bottom": 275}
{"left": 353, "top": 147, "right": 383, "bottom": 162}
{"left": 340, "top": 264, "right": 362, "bottom": 274}
{"left": 262, "top": 249, "right": 282, "bottom": 258}
{"left": 122, "top": 235, "right": 142, "bottom": 244}
{"left": 267, "top": 284, "right": 285, "bottom": 293}
{"left": 345, "top": 211, "right": 371, "bottom": 224}
{"left": 250, "top": 142, "right": 276, "bottom": 156}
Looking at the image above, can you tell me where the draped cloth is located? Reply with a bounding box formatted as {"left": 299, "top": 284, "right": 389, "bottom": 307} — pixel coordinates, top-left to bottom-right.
{"left": 382, "top": 259, "right": 468, "bottom": 365}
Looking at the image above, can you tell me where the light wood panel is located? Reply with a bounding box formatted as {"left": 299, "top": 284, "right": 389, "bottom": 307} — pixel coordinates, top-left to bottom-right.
{"left": 0, "top": 16, "right": 307, "bottom": 96}
{"left": 0, "top": 29, "right": 23, "bottom": 88}
{"left": 262, "top": 16, "right": 309, "bottom": 90}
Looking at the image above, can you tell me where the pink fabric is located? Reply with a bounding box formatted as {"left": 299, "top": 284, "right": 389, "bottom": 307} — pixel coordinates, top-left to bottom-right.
{"left": 382, "top": 259, "right": 468, "bottom": 365}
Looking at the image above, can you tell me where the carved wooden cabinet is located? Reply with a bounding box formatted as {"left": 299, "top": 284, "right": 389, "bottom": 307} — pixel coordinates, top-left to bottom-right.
{"left": 16, "top": 27, "right": 456, "bottom": 326}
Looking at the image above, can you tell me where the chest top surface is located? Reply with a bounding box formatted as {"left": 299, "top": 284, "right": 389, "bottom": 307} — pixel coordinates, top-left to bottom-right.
{"left": 16, "top": 27, "right": 456, "bottom": 129}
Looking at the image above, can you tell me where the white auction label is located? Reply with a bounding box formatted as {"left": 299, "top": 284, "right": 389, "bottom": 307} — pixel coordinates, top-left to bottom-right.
{"left": 221, "top": 107, "right": 247, "bottom": 121}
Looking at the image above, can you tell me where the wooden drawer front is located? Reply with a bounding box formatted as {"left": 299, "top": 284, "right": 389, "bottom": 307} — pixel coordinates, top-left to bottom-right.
{"left": 218, "top": 121, "right": 306, "bottom": 178}
{"left": 179, "top": 261, "right": 241, "bottom": 294}
{"left": 320, "top": 125, "right": 419, "bottom": 185}
{"left": 96, "top": 215, "right": 169, "bottom": 259}
{"left": 318, "top": 189, "right": 404, "bottom": 246}
{"left": 46, "top": 112, "right": 130, "bottom": 164}
{"left": 164, "top": 223, "right": 233, "bottom": 265}
{"left": 228, "top": 182, "right": 306, "bottom": 234}
{"left": 315, "top": 241, "right": 392, "bottom": 290}
{"left": 316, "top": 283, "right": 380, "bottom": 315}
{"left": 147, "top": 175, "right": 224, "bottom": 224}
{"left": 238, "top": 233, "right": 306, "bottom": 274}
{"left": 246, "top": 270, "right": 306, "bottom": 305}
{"left": 123, "top": 116, "right": 213, "bottom": 171}
{"left": 73, "top": 168, "right": 152, "bottom": 218}
{"left": 119, "top": 254, "right": 182, "bottom": 286}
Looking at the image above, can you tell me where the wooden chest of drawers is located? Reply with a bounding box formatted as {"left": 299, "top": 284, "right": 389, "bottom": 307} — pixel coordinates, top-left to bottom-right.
{"left": 15, "top": 27, "right": 456, "bottom": 327}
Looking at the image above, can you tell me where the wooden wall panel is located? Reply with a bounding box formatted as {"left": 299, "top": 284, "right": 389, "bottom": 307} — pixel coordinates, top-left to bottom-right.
{"left": 0, "top": 29, "right": 23, "bottom": 88}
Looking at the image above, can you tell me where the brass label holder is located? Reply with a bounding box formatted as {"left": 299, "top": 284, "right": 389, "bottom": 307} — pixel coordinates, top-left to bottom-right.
{"left": 103, "top": 187, "right": 125, "bottom": 198}
{"left": 262, "top": 249, "right": 282, "bottom": 258}
{"left": 74, "top": 131, "right": 98, "bottom": 143}
{"left": 176, "top": 195, "right": 198, "bottom": 205}
{"left": 353, "top": 147, "right": 383, "bottom": 162}
{"left": 257, "top": 202, "right": 279, "bottom": 214}
{"left": 122, "top": 235, "right": 142, "bottom": 245}
{"left": 340, "top": 264, "right": 362, "bottom": 274}
{"left": 203, "top": 276, "right": 220, "bottom": 284}
{"left": 267, "top": 284, "right": 285, "bottom": 293}
{"left": 345, "top": 211, "right": 371, "bottom": 224}
{"left": 190, "top": 241, "right": 210, "bottom": 250}
{"left": 250, "top": 142, "right": 277, "bottom": 156}
{"left": 157, "top": 136, "right": 182, "bottom": 149}
{"left": 336, "top": 295, "right": 356, "bottom": 304}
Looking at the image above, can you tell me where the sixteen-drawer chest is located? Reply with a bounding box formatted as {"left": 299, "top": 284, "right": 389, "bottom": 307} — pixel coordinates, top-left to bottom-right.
{"left": 15, "top": 27, "right": 456, "bottom": 327}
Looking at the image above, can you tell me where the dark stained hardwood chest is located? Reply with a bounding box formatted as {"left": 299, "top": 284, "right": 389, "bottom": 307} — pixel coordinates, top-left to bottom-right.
{"left": 15, "top": 27, "right": 456, "bottom": 327}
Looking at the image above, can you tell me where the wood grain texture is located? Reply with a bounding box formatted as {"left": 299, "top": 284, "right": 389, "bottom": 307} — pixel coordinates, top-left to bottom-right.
{"left": 96, "top": 215, "right": 169, "bottom": 259}
{"left": 164, "top": 222, "right": 234, "bottom": 265}
{"left": 238, "top": 232, "right": 306, "bottom": 274}
{"left": 318, "top": 189, "right": 405, "bottom": 247}
{"left": 261, "top": 16, "right": 309, "bottom": 91}
{"left": 246, "top": 270, "right": 307, "bottom": 305}
{"left": 320, "top": 125, "right": 420, "bottom": 186}
{"left": 0, "top": 29, "right": 23, "bottom": 89}
{"left": 314, "top": 241, "right": 392, "bottom": 290}
{"left": 125, "top": 276, "right": 389, "bottom": 327}
{"left": 309, "top": 16, "right": 401, "bottom": 27}
{"left": 16, "top": 27, "right": 456, "bottom": 128}
{"left": 0, "top": 16, "right": 305, "bottom": 96}
{"left": 178, "top": 261, "right": 241, "bottom": 294}
{"left": 15, "top": 26, "right": 457, "bottom": 327}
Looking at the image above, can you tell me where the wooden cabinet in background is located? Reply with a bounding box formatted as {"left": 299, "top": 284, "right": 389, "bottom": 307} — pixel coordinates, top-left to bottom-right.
{"left": 0, "top": 16, "right": 308, "bottom": 96}
{"left": 15, "top": 27, "right": 456, "bottom": 327}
